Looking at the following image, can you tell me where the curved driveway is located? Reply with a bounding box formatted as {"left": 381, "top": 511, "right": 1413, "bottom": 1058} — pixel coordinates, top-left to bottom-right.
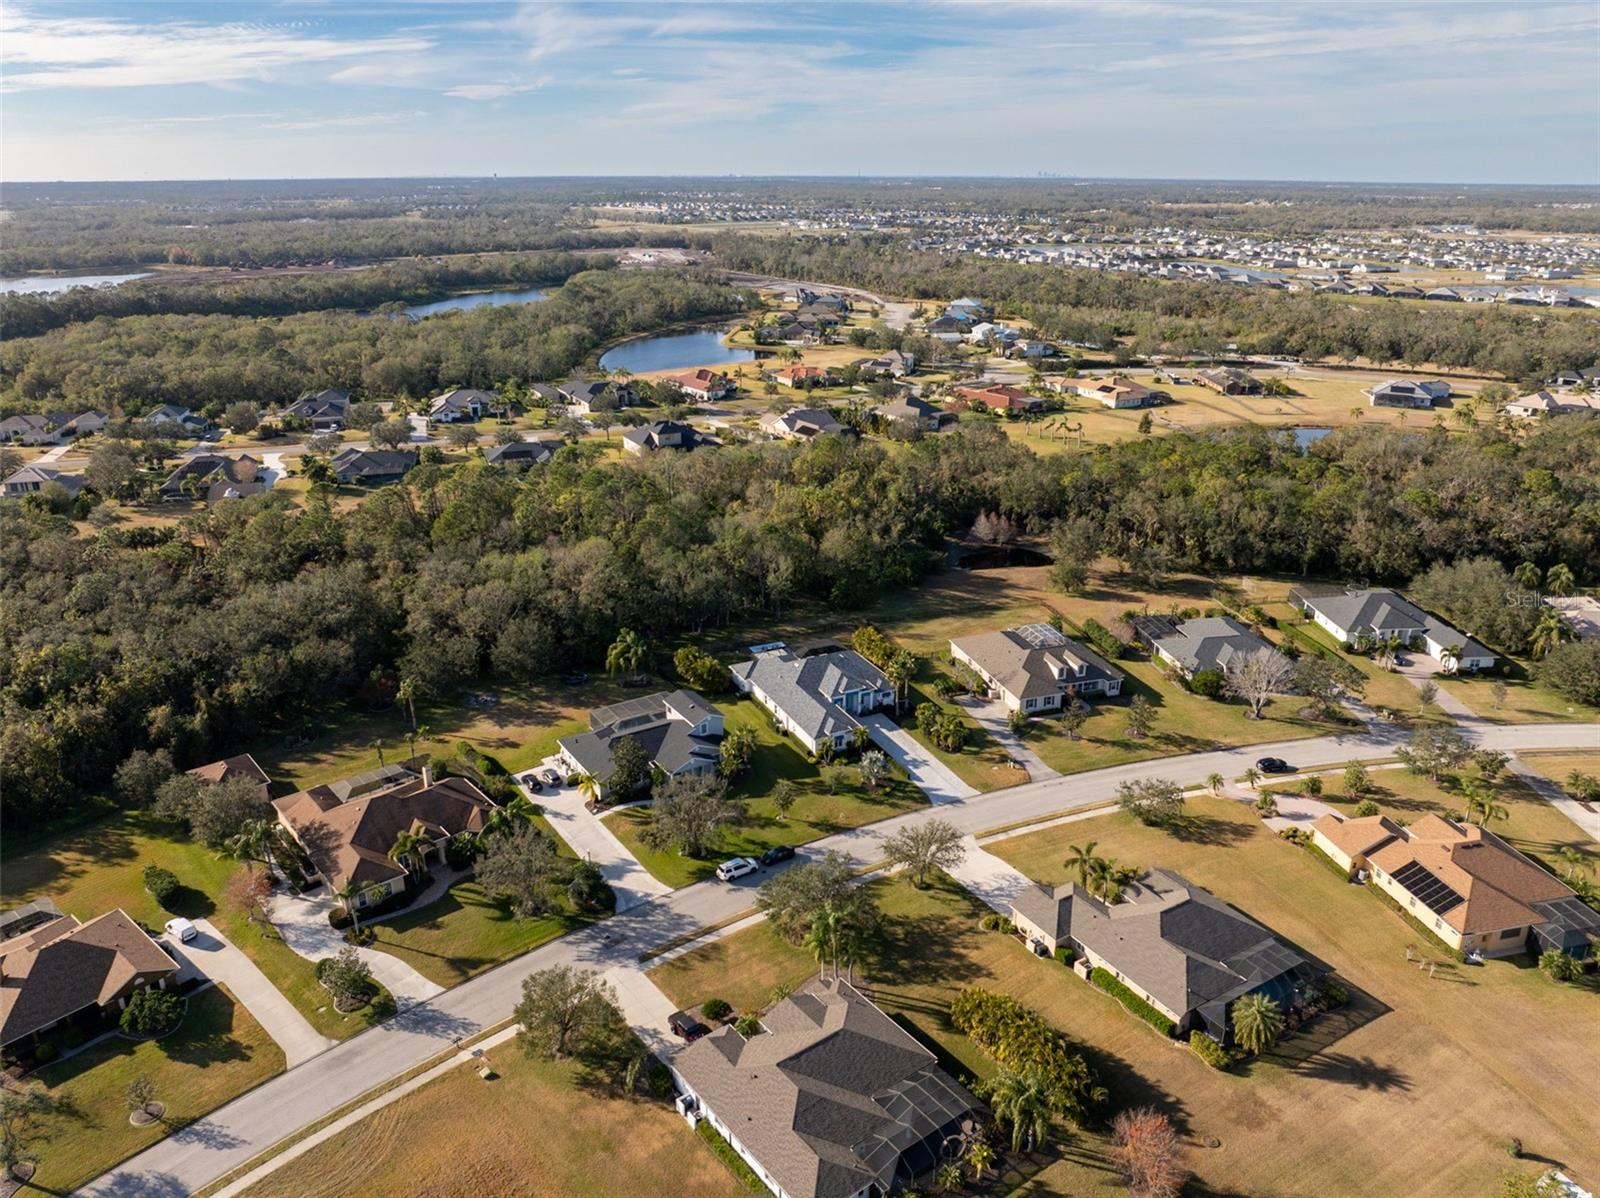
{"left": 81, "top": 719, "right": 1598, "bottom": 1198}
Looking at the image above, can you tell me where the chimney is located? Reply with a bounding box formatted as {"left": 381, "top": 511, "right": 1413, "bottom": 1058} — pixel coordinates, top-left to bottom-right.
{"left": 421, "top": 763, "right": 434, "bottom": 788}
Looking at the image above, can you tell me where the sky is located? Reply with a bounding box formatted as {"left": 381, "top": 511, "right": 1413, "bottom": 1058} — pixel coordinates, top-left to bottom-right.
{"left": 3, "top": 1, "right": 1598, "bottom": 184}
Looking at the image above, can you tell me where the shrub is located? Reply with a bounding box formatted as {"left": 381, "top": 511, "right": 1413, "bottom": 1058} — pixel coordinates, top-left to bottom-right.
{"left": 1089, "top": 968, "right": 1177, "bottom": 1036}
{"left": 1301, "top": 775, "right": 1323, "bottom": 796}
{"left": 1054, "top": 946, "right": 1076, "bottom": 966}
{"left": 733, "top": 1014, "right": 762, "bottom": 1037}
{"left": 949, "top": 987, "right": 1105, "bottom": 1119}
{"left": 121, "top": 989, "right": 184, "bottom": 1037}
{"left": 701, "top": 997, "right": 733, "bottom": 1021}
{"left": 1189, "top": 1031, "right": 1231, "bottom": 1069}
{"left": 1318, "top": 978, "right": 1351, "bottom": 1008}
{"left": 1188, "top": 669, "right": 1224, "bottom": 697}
{"left": 1538, "top": 950, "right": 1581, "bottom": 983}
{"left": 1353, "top": 799, "right": 1381, "bottom": 818}
{"left": 142, "top": 865, "right": 182, "bottom": 910}
{"left": 1253, "top": 794, "right": 1279, "bottom": 816}
{"left": 34, "top": 1042, "right": 57, "bottom": 1064}
{"left": 1078, "top": 617, "right": 1126, "bottom": 660}
{"left": 61, "top": 1026, "right": 86, "bottom": 1049}
{"left": 979, "top": 913, "right": 1005, "bottom": 931}
{"left": 319, "top": 947, "right": 377, "bottom": 1010}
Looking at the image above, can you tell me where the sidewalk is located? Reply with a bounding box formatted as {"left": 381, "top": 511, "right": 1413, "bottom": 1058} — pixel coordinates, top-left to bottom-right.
{"left": 518, "top": 767, "right": 673, "bottom": 911}
{"left": 1508, "top": 757, "right": 1600, "bottom": 842}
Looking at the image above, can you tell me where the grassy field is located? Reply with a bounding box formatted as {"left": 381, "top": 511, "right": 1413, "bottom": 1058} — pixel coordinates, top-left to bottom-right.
{"left": 1438, "top": 667, "right": 1600, "bottom": 724}
{"left": 237, "top": 1047, "right": 744, "bottom": 1198}
{"left": 603, "top": 698, "right": 928, "bottom": 887}
{"left": 29, "top": 987, "right": 285, "bottom": 1195}
{"left": 1520, "top": 752, "right": 1600, "bottom": 794}
{"left": 1, "top": 812, "right": 396, "bottom": 1040}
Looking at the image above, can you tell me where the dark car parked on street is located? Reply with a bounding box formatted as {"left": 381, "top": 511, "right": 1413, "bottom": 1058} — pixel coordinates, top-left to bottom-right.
{"left": 759, "top": 845, "right": 796, "bottom": 868}
{"left": 1255, "top": 757, "right": 1292, "bottom": 774}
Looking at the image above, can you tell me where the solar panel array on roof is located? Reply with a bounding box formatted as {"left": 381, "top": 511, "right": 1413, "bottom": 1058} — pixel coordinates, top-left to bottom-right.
{"left": 1390, "top": 860, "right": 1465, "bottom": 917}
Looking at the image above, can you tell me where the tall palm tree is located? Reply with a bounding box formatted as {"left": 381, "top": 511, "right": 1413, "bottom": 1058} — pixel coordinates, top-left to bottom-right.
{"left": 1558, "top": 846, "right": 1589, "bottom": 881}
{"left": 606, "top": 628, "right": 648, "bottom": 677}
{"left": 574, "top": 773, "right": 601, "bottom": 808}
{"left": 334, "top": 880, "right": 364, "bottom": 935}
{"left": 1231, "top": 992, "right": 1284, "bottom": 1053}
{"left": 396, "top": 677, "right": 418, "bottom": 733}
{"left": 370, "top": 738, "right": 387, "bottom": 768}
{"left": 1545, "top": 563, "right": 1575, "bottom": 597}
{"left": 1065, "top": 841, "right": 1102, "bottom": 888}
{"left": 804, "top": 904, "right": 843, "bottom": 981}
{"left": 1530, "top": 609, "right": 1569, "bottom": 659}
{"left": 226, "top": 819, "right": 286, "bottom": 873}
{"left": 1512, "top": 561, "right": 1541, "bottom": 590}
{"left": 483, "top": 793, "right": 542, "bottom": 839}
{"left": 981, "top": 1068, "right": 1060, "bottom": 1152}
{"left": 388, "top": 828, "right": 430, "bottom": 879}
{"left": 1464, "top": 787, "right": 1508, "bottom": 827}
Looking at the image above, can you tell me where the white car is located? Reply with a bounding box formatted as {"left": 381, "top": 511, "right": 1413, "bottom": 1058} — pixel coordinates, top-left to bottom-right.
{"left": 164, "top": 917, "right": 198, "bottom": 943}
{"left": 715, "top": 857, "right": 759, "bottom": 883}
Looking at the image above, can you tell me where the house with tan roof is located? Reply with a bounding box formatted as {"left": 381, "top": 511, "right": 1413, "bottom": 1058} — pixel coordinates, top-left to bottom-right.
{"left": 272, "top": 766, "right": 495, "bottom": 908}
{"left": 950, "top": 623, "right": 1124, "bottom": 714}
{"left": 186, "top": 753, "right": 272, "bottom": 801}
{"left": 1310, "top": 812, "right": 1600, "bottom": 959}
{"left": 0, "top": 908, "right": 178, "bottom": 1051}
{"left": 662, "top": 369, "right": 734, "bottom": 403}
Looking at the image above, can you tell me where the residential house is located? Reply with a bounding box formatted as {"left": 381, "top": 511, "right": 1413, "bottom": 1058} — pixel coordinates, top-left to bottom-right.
{"left": 427, "top": 388, "right": 498, "bottom": 424}
{"left": 947, "top": 297, "right": 993, "bottom": 319}
{"left": 1365, "top": 379, "right": 1451, "bottom": 409}
{"left": 671, "top": 979, "right": 979, "bottom": 1198}
{"left": 1424, "top": 287, "right": 1464, "bottom": 302}
{"left": 621, "top": 421, "right": 713, "bottom": 455}
{"left": 0, "top": 908, "right": 179, "bottom": 1051}
{"left": 769, "top": 365, "right": 839, "bottom": 389}
{"left": 924, "top": 314, "right": 974, "bottom": 340}
{"left": 662, "top": 369, "right": 735, "bottom": 403}
{"left": 282, "top": 389, "right": 352, "bottom": 431}
{"left": 551, "top": 379, "right": 638, "bottom": 416}
{"left": 1148, "top": 616, "right": 1290, "bottom": 681}
{"left": 1074, "top": 377, "right": 1165, "bottom": 409}
{"left": 555, "top": 690, "right": 724, "bottom": 801}
{"left": 1006, "top": 338, "right": 1057, "bottom": 359}
{"left": 966, "top": 322, "right": 1020, "bottom": 348}
{"left": 1, "top": 465, "right": 84, "bottom": 499}
{"left": 1294, "top": 588, "right": 1495, "bottom": 672}
{"left": 273, "top": 765, "right": 495, "bottom": 908}
{"left": 186, "top": 753, "right": 273, "bottom": 801}
{"left": 484, "top": 439, "right": 559, "bottom": 469}
{"left": 1196, "top": 367, "right": 1263, "bottom": 396}
{"left": 1310, "top": 812, "right": 1600, "bottom": 959}
{"left": 956, "top": 384, "right": 1046, "bottom": 414}
{"left": 760, "top": 407, "right": 853, "bottom": 441}
{"left": 1504, "top": 390, "right": 1600, "bottom": 419}
{"left": 1010, "top": 869, "right": 1327, "bottom": 1044}
{"left": 851, "top": 349, "right": 916, "bottom": 378}
{"left": 158, "top": 454, "right": 265, "bottom": 502}
{"left": 1544, "top": 366, "right": 1600, "bottom": 389}
{"left": 64, "top": 411, "right": 109, "bottom": 438}
{"left": 143, "top": 404, "right": 211, "bottom": 435}
{"left": 1543, "top": 596, "right": 1600, "bottom": 642}
{"left": 0, "top": 414, "right": 65, "bottom": 446}
{"left": 949, "top": 623, "right": 1124, "bottom": 714}
{"left": 872, "top": 396, "right": 956, "bottom": 433}
{"left": 330, "top": 447, "right": 417, "bottom": 486}
{"left": 732, "top": 643, "right": 894, "bottom": 756}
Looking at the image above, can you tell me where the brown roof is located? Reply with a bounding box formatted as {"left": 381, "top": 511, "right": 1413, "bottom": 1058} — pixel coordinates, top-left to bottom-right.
{"left": 274, "top": 773, "right": 493, "bottom": 891}
{"left": 187, "top": 753, "right": 272, "bottom": 790}
{"left": 1366, "top": 815, "right": 1574, "bottom": 935}
{"left": 1310, "top": 812, "right": 1403, "bottom": 860}
{"left": 0, "top": 910, "right": 177, "bottom": 1046}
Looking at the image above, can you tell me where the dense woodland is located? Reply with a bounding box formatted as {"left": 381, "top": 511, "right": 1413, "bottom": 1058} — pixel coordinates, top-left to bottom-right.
{"left": 4, "top": 419, "right": 1596, "bottom": 829}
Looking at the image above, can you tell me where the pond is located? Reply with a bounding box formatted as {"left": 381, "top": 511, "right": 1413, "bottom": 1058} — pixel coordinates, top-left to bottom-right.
{"left": 598, "top": 329, "right": 758, "bottom": 374}
{"left": 403, "top": 286, "right": 548, "bottom": 318}
{"left": 0, "top": 272, "right": 153, "bottom": 295}
{"left": 1289, "top": 427, "right": 1332, "bottom": 450}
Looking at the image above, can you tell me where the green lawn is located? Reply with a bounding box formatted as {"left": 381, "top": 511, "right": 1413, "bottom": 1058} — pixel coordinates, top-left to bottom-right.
{"left": 900, "top": 683, "right": 1029, "bottom": 792}
{"left": 29, "top": 987, "right": 285, "bottom": 1194}
{"left": 1266, "top": 603, "right": 1443, "bottom": 717}
{"left": 1438, "top": 667, "right": 1600, "bottom": 725}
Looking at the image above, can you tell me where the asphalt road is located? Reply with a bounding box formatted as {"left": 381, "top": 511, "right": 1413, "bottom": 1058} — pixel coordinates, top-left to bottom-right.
{"left": 82, "top": 719, "right": 1598, "bottom": 1197}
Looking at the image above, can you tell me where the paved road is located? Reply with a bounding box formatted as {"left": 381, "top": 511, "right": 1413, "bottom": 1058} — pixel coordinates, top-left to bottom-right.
{"left": 82, "top": 719, "right": 1598, "bottom": 1198}
{"left": 862, "top": 713, "right": 977, "bottom": 803}
{"left": 165, "top": 920, "right": 335, "bottom": 1068}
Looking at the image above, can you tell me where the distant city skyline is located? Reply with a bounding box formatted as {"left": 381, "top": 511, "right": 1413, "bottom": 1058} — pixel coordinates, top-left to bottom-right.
{"left": 4, "top": 1, "right": 1598, "bottom": 185}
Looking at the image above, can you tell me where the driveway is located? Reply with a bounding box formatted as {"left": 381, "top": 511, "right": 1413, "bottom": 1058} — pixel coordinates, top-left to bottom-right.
{"left": 1394, "top": 658, "right": 1484, "bottom": 724}
{"left": 942, "top": 837, "right": 1036, "bottom": 915}
{"left": 861, "top": 713, "right": 976, "bottom": 803}
{"left": 956, "top": 697, "right": 1060, "bottom": 781}
{"left": 518, "top": 767, "right": 673, "bottom": 911}
{"left": 163, "top": 919, "right": 334, "bottom": 1067}
{"left": 266, "top": 889, "right": 443, "bottom": 1010}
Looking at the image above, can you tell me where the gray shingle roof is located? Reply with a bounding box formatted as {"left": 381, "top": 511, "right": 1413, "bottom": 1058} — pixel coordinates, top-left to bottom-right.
{"left": 732, "top": 648, "right": 888, "bottom": 743}
{"left": 950, "top": 625, "right": 1123, "bottom": 700}
{"left": 558, "top": 690, "right": 722, "bottom": 780}
{"left": 1151, "top": 616, "right": 1286, "bottom": 675}
{"left": 1304, "top": 590, "right": 1493, "bottom": 659}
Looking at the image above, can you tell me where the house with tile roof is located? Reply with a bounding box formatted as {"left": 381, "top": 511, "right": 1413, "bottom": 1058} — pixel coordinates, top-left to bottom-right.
{"left": 555, "top": 690, "right": 724, "bottom": 801}
{"left": 670, "top": 978, "right": 980, "bottom": 1198}
{"left": 1294, "top": 588, "right": 1495, "bottom": 673}
{"left": 732, "top": 645, "right": 893, "bottom": 756}
{"left": 1310, "top": 812, "right": 1600, "bottom": 959}
{"left": 0, "top": 909, "right": 178, "bottom": 1050}
{"left": 661, "top": 369, "right": 734, "bottom": 403}
{"left": 955, "top": 384, "right": 1046, "bottom": 414}
{"left": 1010, "top": 869, "right": 1327, "bottom": 1043}
{"left": 949, "top": 624, "right": 1124, "bottom": 714}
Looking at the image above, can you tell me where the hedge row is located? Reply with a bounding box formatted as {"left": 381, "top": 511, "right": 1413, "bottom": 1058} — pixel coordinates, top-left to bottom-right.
{"left": 949, "top": 986, "right": 1105, "bottom": 1119}
{"left": 1089, "top": 968, "right": 1177, "bottom": 1036}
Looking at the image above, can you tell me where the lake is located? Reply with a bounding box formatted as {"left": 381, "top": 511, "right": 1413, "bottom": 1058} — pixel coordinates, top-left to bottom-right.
{"left": 0, "top": 272, "right": 152, "bottom": 295}
{"left": 1289, "top": 426, "right": 1332, "bottom": 449}
{"left": 598, "top": 329, "right": 758, "bottom": 373}
{"left": 403, "top": 286, "right": 549, "bottom": 318}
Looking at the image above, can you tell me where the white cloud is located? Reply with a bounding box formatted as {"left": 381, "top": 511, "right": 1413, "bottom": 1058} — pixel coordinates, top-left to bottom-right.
{"left": 444, "top": 81, "right": 539, "bottom": 101}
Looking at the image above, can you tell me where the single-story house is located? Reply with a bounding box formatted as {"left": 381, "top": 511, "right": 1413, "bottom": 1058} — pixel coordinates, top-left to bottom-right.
{"left": 1365, "top": 379, "right": 1451, "bottom": 409}
{"left": 0, "top": 908, "right": 179, "bottom": 1051}
{"left": 158, "top": 454, "right": 264, "bottom": 501}
{"left": 1011, "top": 868, "right": 1327, "bottom": 1044}
{"left": 427, "top": 388, "right": 499, "bottom": 423}
{"left": 872, "top": 396, "right": 956, "bottom": 432}
{"left": 1505, "top": 390, "right": 1600, "bottom": 418}
{"left": 956, "top": 384, "right": 1046, "bottom": 414}
{"left": 851, "top": 350, "right": 916, "bottom": 378}
{"left": 622, "top": 421, "right": 713, "bottom": 455}
{"left": 330, "top": 447, "right": 417, "bottom": 486}
{"left": 670, "top": 978, "right": 980, "bottom": 1198}
{"left": 1069, "top": 377, "right": 1165, "bottom": 409}
{"left": 273, "top": 765, "right": 494, "bottom": 907}
{"left": 64, "top": 411, "right": 109, "bottom": 438}
{"left": 555, "top": 689, "right": 724, "bottom": 801}
{"left": 966, "top": 322, "right": 1020, "bottom": 347}
{"left": 1310, "top": 812, "right": 1600, "bottom": 959}
{"left": 555, "top": 379, "right": 639, "bottom": 415}
{"left": 1196, "top": 368, "right": 1263, "bottom": 396}
{"left": 143, "top": 405, "right": 211, "bottom": 435}
{"left": 187, "top": 753, "right": 273, "bottom": 801}
{"left": 947, "top": 297, "right": 992, "bottom": 319}
{"left": 484, "top": 439, "right": 558, "bottom": 469}
{"left": 949, "top": 623, "right": 1124, "bottom": 714}
{"left": 1149, "top": 616, "right": 1289, "bottom": 680}
{"left": 1544, "top": 366, "right": 1600, "bottom": 388}
{"left": 1006, "top": 338, "right": 1057, "bottom": 359}
{"left": 760, "top": 407, "right": 853, "bottom": 441}
{"left": 283, "top": 389, "right": 352, "bottom": 431}
{"left": 1543, "top": 595, "right": 1600, "bottom": 642}
{"left": 1, "top": 465, "right": 84, "bottom": 499}
{"left": 1294, "top": 588, "right": 1495, "bottom": 672}
{"left": 732, "top": 643, "right": 893, "bottom": 756}
{"left": 662, "top": 369, "right": 734, "bottom": 403}
{"left": 769, "top": 365, "right": 839, "bottom": 389}
{"left": 0, "top": 414, "right": 65, "bottom": 446}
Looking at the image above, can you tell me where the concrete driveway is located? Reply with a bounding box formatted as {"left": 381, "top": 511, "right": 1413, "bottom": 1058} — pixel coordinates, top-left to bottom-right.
{"left": 956, "top": 697, "right": 1061, "bottom": 780}
{"left": 164, "top": 920, "right": 334, "bottom": 1067}
{"left": 861, "top": 714, "right": 976, "bottom": 803}
{"left": 266, "top": 889, "right": 443, "bottom": 1009}
{"left": 517, "top": 767, "right": 673, "bottom": 911}
{"left": 942, "top": 837, "right": 1036, "bottom": 915}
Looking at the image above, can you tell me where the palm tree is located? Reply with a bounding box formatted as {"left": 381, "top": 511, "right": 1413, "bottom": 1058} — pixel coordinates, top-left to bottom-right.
{"left": 1463, "top": 786, "right": 1508, "bottom": 827}
{"left": 804, "top": 903, "right": 844, "bottom": 981}
{"left": 935, "top": 1162, "right": 963, "bottom": 1193}
{"left": 966, "top": 1140, "right": 996, "bottom": 1182}
{"left": 574, "top": 773, "right": 601, "bottom": 808}
{"left": 370, "top": 738, "right": 387, "bottom": 768}
{"left": 1440, "top": 644, "right": 1463, "bottom": 675}
{"left": 606, "top": 628, "right": 648, "bottom": 677}
{"left": 1545, "top": 563, "right": 1575, "bottom": 597}
{"left": 981, "top": 1068, "right": 1059, "bottom": 1151}
{"left": 1512, "top": 561, "right": 1541, "bottom": 590}
{"left": 1065, "top": 841, "right": 1102, "bottom": 888}
{"left": 1089, "top": 859, "right": 1134, "bottom": 904}
{"left": 1206, "top": 772, "right": 1225, "bottom": 795}
{"left": 1243, "top": 767, "right": 1261, "bottom": 791}
{"left": 483, "top": 793, "right": 541, "bottom": 839}
{"left": 334, "top": 880, "right": 364, "bottom": 935}
{"left": 1530, "top": 609, "right": 1569, "bottom": 659}
{"left": 884, "top": 650, "right": 916, "bottom": 715}
{"left": 1231, "top": 992, "right": 1285, "bottom": 1053}
{"left": 388, "top": 828, "right": 430, "bottom": 879}
{"left": 226, "top": 818, "right": 287, "bottom": 873}
{"left": 406, "top": 723, "right": 431, "bottom": 769}
{"left": 1558, "top": 846, "right": 1589, "bottom": 881}
{"left": 396, "top": 677, "right": 418, "bottom": 733}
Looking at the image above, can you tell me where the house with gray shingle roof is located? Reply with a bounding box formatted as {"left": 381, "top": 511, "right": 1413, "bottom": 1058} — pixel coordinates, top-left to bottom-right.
{"left": 949, "top": 624, "right": 1123, "bottom": 714}
{"left": 732, "top": 645, "right": 893, "bottom": 755}
{"left": 670, "top": 978, "right": 979, "bottom": 1198}
{"left": 1295, "top": 588, "right": 1495, "bottom": 673}
{"left": 1, "top": 465, "right": 84, "bottom": 499}
{"left": 1011, "top": 869, "right": 1327, "bottom": 1044}
{"left": 1150, "top": 616, "right": 1289, "bottom": 680}
{"left": 555, "top": 690, "right": 724, "bottom": 800}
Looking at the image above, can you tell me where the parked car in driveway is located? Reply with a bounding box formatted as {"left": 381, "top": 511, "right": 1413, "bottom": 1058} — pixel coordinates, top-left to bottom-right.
{"left": 716, "top": 857, "right": 759, "bottom": 882}
{"left": 758, "top": 845, "right": 796, "bottom": 868}
{"left": 541, "top": 769, "right": 562, "bottom": 788}
{"left": 1255, "top": 757, "right": 1292, "bottom": 774}
{"left": 164, "top": 917, "right": 198, "bottom": 943}
{"left": 668, "top": 1010, "right": 709, "bottom": 1042}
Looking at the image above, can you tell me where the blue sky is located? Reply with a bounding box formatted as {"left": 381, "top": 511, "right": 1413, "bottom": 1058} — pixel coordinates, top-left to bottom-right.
{"left": 3, "top": 1, "right": 1598, "bottom": 183}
